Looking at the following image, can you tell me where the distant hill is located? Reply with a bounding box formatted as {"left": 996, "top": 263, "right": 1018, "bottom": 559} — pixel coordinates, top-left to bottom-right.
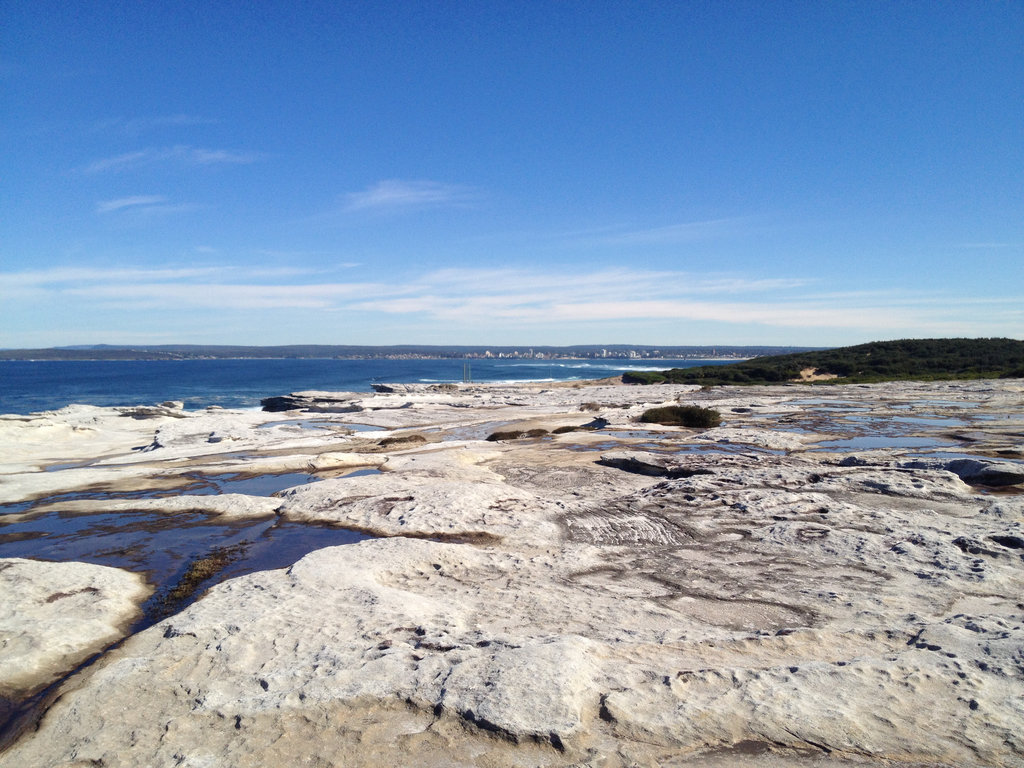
{"left": 622, "top": 338, "right": 1024, "bottom": 385}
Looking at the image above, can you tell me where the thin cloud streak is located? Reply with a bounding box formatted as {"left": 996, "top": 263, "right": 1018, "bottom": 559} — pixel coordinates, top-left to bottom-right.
{"left": 343, "top": 180, "right": 476, "bottom": 212}
{"left": 2, "top": 266, "right": 224, "bottom": 287}
{"left": 416, "top": 268, "right": 809, "bottom": 299}
{"left": 64, "top": 282, "right": 397, "bottom": 310}
{"left": 352, "top": 294, "right": 1015, "bottom": 334}
{"left": 1, "top": 264, "right": 366, "bottom": 291}
{"left": 96, "top": 195, "right": 167, "bottom": 213}
{"left": 81, "top": 145, "right": 262, "bottom": 173}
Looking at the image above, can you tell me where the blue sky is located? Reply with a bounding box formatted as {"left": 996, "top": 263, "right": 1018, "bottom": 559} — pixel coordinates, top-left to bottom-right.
{"left": 2, "top": 1, "right": 1021, "bottom": 348}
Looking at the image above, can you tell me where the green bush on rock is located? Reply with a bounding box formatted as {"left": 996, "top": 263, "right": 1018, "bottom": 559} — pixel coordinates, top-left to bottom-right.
{"left": 639, "top": 405, "right": 722, "bottom": 428}
{"left": 486, "top": 428, "right": 549, "bottom": 441}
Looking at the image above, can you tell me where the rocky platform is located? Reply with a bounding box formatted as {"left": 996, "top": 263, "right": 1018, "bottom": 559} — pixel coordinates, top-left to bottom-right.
{"left": 0, "top": 379, "right": 1022, "bottom": 766}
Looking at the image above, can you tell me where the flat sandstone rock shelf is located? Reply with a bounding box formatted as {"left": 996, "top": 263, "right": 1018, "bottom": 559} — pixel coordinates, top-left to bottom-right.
{"left": 0, "top": 379, "right": 1022, "bottom": 767}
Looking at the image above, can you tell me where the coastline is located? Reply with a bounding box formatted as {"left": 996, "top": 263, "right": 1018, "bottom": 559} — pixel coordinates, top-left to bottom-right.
{"left": 1, "top": 378, "right": 1023, "bottom": 765}
{"left": 0, "top": 357, "right": 729, "bottom": 415}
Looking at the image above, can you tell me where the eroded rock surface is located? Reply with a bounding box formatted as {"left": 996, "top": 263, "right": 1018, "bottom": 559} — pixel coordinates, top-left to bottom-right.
{"left": 0, "top": 558, "right": 151, "bottom": 700}
{"left": 1, "top": 378, "right": 1023, "bottom": 766}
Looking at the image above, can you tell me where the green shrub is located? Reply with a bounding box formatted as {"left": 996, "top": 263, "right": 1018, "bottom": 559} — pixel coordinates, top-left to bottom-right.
{"left": 621, "top": 371, "right": 667, "bottom": 384}
{"left": 486, "top": 428, "right": 549, "bottom": 441}
{"left": 639, "top": 405, "right": 722, "bottom": 428}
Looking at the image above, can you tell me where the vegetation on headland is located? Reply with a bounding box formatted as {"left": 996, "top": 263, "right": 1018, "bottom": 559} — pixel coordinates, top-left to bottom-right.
{"left": 622, "top": 338, "right": 1024, "bottom": 386}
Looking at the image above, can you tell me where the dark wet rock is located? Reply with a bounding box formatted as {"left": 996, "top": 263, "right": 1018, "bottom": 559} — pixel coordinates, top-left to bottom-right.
{"left": 901, "top": 457, "right": 1024, "bottom": 487}
{"left": 945, "top": 458, "right": 1024, "bottom": 487}
{"left": 552, "top": 417, "right": 609, "bottom": 433}
{"left": 598, "top": 450, "right": 716, "bottom": 478}
{"left": 371, "top": 383, "right": 415, "bottom": 393}
{"left": 261, "top": 392, "right": 363, "bottom": 413}
{"left": 261, "top": 395, "right": 309, "bottom": 412}
{"left": 116, "top": 404, "right": 190, "bottom": 419}
{"left": 374, "top": 433, "right": 428, "bottom": 449}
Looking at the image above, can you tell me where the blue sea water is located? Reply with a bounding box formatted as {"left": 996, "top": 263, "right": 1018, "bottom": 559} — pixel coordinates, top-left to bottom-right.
{"left": 0, "top": 358, "right": 729, "bottom": 415}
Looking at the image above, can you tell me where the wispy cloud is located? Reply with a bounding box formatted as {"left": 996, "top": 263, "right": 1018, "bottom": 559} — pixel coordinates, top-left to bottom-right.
{"left": 343, "top": 179, "right": 477, "bottom": 212}
{"left": 2, "top": 266, "right": 225, "bottom": 288}
{"left": 343, "top": 267, "right": 1022, "bottom": 336}
{"left": 64, "top": 282, "right": 387, "bottom": 310}
{"left": 187, "top": 148, "right": 259, "bottom": 164}
{"left": 0, "top": 265, "right": 393, "bottom": 311}
{"left": 84, "top": 151, "right": 150, "bottom": 174}
{"left": 81, "top": 145, "right": 262, "bottom": 173}
{"left": 2, "top": 264, "right": 1019, "bottom": 339}
{"left": 96, "top": 195, "right": 168, "bottom": 213}
{"left": 414, "top": 268, "right": 809, "bottom": 300}
{"left": 96, "top": 195, "right": 198, "bottom": 218}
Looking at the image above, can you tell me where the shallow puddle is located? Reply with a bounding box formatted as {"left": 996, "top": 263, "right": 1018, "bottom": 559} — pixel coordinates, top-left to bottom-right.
{"left": 214, "top": 521, "right": 367, "bottom": 584}
{"left": 0, "top": 468, "right": 372, "bottom": 603}
{"left": 0, "top": 500, "right": 37, "bottom": 516}
{"left": 0, "top": 509, "right": 371, "bottom": 621}
{"left": 685, "top": 443, "right": 788, "bottom": 456}
{"left": 784, "top": 399, "right": 870, "bottom": 412}
{"left": 339, "top": 422, "right": 386, "bottom": 432}
{"left": 768, "top": 412, "right": 968, "bottom": 438}
{"left": 821, "top": 415, "right": 921, "bottom": 434}
{"left": 2, "top": 470, "right": 324, "bottom": 517}
{"left": 181, "top": 471, "right": 321, "bottom": 496}
{"left": 760, "top": 424, "right": 820, "bottom": 435}
{"left": 891, "top": 400, "right": 980, "bottom": 409}
{"left": 0, "top": 509, "right": 248, "bottom": 581}
{"left": 44, "top": 460, "right": 97, "bottom": 472}
{"left": 601, "top": 430, "right": 666, "bottom": 439}
{"left": 890, "top": 415, "right": 971, "bottom": 427}
{"left": 563, "top": 440, "right": 622, "bottom": 452}
{"left": 2, "top": 487, "right": 175, "bottom": 516}
{"left": 809, "top": 436, "right": 959, "bottom": 452}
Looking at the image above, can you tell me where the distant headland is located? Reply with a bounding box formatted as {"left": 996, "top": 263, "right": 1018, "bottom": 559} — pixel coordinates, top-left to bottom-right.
{"left": 622, "top": 337, "right": 1024, "bottom": 384}
{"left": 0, "top": 343, "right": 816, "bottom": 362}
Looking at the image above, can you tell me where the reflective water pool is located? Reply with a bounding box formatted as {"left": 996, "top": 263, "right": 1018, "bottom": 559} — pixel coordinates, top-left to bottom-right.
{"left": 809, "top": 435, "right": 959, "bottom": 452}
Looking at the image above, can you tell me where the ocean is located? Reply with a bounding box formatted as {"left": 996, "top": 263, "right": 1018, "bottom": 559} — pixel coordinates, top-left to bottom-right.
{"left": 0, "top": 358, "right": 730, "bottom": 415}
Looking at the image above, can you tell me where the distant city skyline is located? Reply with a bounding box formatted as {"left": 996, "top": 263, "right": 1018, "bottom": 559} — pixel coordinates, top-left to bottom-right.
{"left": 0, "top": 342, "right": 811, "bottom": 361}
{"left": 2, "top": 2, "right": 1021, "bottom": 348}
